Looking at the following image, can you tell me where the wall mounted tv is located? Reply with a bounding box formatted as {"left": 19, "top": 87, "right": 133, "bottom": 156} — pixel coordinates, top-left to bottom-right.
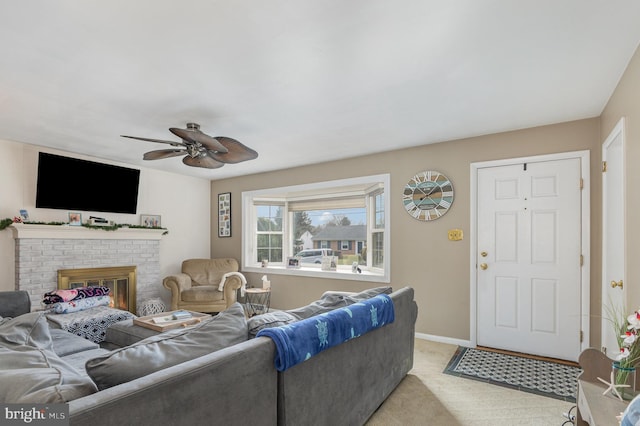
{"left": 35, "top": 152, "right": 140, "bottom": 214}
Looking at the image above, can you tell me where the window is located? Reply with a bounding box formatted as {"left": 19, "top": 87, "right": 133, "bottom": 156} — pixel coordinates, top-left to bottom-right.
{"left": 256, "top": 205, "right": 283, "bottom": 263}
{"left": 242, "top": 174, "right": 390, "bottom": 282}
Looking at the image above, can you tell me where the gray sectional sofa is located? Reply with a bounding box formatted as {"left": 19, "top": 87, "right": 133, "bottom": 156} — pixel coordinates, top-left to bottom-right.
{"left": 0, "top": 286, "right": 418, "bottom": 426}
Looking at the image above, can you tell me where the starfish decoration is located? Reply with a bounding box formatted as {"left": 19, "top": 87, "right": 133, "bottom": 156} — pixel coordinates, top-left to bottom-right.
{"left": 597, "top": 370, "right": 630, "bottom": 401}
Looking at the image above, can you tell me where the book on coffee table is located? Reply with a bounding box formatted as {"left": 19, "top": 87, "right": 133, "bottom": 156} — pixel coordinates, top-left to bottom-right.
{"left": 134, "top": 310, "right": 210, "bottom": 332}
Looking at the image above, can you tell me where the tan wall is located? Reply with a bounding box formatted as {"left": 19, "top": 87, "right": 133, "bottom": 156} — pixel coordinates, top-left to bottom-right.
{"left": 211, "top": 118, "right": 600, "bottom": 342}
{"left": 601, "top": 45, "right": 640, "bottom": 314}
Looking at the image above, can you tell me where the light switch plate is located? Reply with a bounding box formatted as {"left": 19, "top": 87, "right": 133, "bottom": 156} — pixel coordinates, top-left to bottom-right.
{"left": 448, "top": 229, "right": 463, "bottom": 241}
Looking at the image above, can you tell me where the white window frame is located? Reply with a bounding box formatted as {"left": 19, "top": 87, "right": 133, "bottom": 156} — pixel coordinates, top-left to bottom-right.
{"left": 242, "top": 174, "right": 391, "bottom": 283}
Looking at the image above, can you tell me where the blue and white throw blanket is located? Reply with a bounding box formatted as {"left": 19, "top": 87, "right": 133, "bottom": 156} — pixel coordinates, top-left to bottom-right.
{"left": 256, "top": 294, "right": 394, "bottom": 371}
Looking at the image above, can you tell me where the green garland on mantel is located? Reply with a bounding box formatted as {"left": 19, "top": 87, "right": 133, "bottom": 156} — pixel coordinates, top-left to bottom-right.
{"left": 0, "top": 218, "right": 168, "bottom": 235}
{"left": 0, "top": 218, "right": 12, "bottom": 231}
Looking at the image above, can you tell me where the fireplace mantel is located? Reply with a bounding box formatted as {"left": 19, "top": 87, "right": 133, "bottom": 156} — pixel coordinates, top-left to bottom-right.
{"left": 10, "top": 223, "right": 166, "bottom": 240}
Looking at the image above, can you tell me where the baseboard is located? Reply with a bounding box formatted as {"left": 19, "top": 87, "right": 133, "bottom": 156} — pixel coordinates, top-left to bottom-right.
{"left": 415, "top": 332, "right": 471, "bottom": 348}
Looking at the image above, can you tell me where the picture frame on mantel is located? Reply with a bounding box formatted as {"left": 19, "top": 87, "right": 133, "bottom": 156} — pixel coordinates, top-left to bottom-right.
{"left": 68, "top": 212, "right": 82, "bottom": 226}
{"left": 141, "top": 214, "right": 161, "bottom": 228}
{"left": 218, "top": 192, "right": 231, "bottom": 237}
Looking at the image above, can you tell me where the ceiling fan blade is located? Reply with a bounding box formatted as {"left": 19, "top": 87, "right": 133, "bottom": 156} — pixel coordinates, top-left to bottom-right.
{"left": 169, "top": 127, "right": 229, "bottom": 153}
{"left": 209, "top": 137, "right": 259, "bottom": 164}
{"left": 143, "top": 149, "right": 187, "bottom": 160}
{"left": 121, "top": 135, "right": 184, "bottom": 147}
{"left": 182, "top": 155, "right": 225, "bottom": 169}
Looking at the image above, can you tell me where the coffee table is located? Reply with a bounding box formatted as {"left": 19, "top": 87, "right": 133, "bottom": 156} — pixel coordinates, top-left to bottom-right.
{"left": 104, "top": 310, "right": 210, "bottom": 348}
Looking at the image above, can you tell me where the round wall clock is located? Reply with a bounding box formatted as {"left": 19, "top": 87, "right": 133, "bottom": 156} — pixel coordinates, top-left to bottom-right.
{"left": 403, "top": 171, "right": 454, "bottom": 221}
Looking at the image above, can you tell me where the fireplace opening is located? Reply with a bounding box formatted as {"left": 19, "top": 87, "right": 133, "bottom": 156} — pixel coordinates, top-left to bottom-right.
{"left": 57, "top": 266, "right": 137, "bottom": 314}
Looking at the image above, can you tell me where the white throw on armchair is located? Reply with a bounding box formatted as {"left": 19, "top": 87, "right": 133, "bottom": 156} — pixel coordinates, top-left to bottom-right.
{"left": 162, "top": 258, "right": 246, "bottom": 314}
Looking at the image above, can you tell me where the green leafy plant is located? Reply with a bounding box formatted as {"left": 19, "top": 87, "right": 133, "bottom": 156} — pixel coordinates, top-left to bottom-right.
{"left": 0, "top": 218, "right": 13, "bottom": 230}
{"left": 0, "top": 218, "right": 168, "bottom": 235}
{"left": 605, "top": 301, "right": 640, "bottom": 398}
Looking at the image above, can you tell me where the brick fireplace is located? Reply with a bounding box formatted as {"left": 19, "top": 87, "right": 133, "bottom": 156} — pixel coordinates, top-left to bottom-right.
{"left": 11, "top": 224, "right": 165, "bottom": 311}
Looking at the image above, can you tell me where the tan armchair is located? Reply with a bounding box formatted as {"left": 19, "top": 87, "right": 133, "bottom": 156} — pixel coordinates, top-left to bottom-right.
{"left": 162, "top": 258, "right": 246, "bottom": 313}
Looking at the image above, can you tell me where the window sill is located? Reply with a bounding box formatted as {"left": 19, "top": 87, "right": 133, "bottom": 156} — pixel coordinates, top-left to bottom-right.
{"left": 242, "top": 265, "right": 390, "bottom": 283}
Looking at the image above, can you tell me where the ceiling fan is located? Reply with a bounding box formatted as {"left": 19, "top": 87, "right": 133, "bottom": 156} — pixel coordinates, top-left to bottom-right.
{"left": 121, "top": 122, "right": 258, "bottom": 169}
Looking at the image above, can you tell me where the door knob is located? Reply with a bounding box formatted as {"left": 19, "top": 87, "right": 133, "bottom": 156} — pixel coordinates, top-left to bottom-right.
{"left": 480, "top": 263, "right": 488, "bottom": 270}
{"left": 611, "top": 280, "right": 624, "bottom": 289}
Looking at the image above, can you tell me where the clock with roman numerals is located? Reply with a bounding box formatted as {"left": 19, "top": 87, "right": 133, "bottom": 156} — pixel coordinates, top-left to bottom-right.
{"left": 403, "top": 171, "right": 454, "bottom": 221}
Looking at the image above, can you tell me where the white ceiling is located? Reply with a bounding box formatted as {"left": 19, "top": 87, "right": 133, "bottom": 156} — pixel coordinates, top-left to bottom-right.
{"left": 1, "top": 1, "right": 639, "bottom": 180}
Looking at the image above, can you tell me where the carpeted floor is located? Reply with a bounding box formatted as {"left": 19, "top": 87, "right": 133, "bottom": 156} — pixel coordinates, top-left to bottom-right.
{"left": 366, "top": 340, "right": 576, "bottom": 426}
{"left": 443, "top": 346, "right": 581, "bottom": 402}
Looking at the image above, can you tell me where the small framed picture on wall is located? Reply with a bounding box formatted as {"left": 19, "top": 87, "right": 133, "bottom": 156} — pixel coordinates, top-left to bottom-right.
{"left": 218, "top": 192, "right": 231, "bottom": 237}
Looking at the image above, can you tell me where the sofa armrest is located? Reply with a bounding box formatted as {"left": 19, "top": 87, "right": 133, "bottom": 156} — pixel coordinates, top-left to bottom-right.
{"left": 0, "top": 291, "right": 31, "bottom": 317}
{"left": 221, "top": 275, "right": 243, "bottom": 308}
{"left": 162, "top": 274, "right": 192, "bottom": 310}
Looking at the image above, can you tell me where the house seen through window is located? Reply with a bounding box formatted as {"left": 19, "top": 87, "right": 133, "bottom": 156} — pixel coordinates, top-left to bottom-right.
{"left": 242, "top": 174, "right": 390, "bottom": 282}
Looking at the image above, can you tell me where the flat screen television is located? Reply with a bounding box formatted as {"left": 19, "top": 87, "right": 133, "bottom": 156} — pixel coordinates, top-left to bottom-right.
{"left": 35, "top": 152, "right": 140, "bottom": 214}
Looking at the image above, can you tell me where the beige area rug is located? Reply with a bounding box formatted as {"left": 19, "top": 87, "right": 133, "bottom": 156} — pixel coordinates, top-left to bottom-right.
{"left": 365, "top": 340, "right": 575, "bottom": 426}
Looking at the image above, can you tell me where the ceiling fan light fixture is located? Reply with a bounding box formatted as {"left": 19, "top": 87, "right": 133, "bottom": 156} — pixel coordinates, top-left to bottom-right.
{"left": 122, "top": 122, "right": 257, "bottom": 169}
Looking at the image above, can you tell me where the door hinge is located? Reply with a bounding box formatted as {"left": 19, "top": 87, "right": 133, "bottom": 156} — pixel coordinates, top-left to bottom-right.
{"left": 580, "top": 330, "right": 584, "bottom": 343}
{"left": 602, "top": 161, "right": 607, "bottom": 173}
{"left": 580, "top": 254, "right": 584, "bottom": 266}
{"left": 580, "top": 178, "right": 584, "bottom": 190}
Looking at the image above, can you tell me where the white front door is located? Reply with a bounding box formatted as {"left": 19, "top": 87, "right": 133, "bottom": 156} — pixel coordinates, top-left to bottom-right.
{"left": 476, "top": 158, "right": 583, "bottom": 361}
{"left": 602, "top": 118, "right": 626, "bottom": 357}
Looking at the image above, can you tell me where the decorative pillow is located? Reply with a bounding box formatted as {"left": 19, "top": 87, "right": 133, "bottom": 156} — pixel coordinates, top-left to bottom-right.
{"left": 286, "top": 286, "right": 393, "bottom": 320}
{"left": 46, "top": 295, "right": 111, "bottom": 314}
{"left": 248, "top": 311, "right": 298, "bottom": 338}
{"left": 86, "top": 302, "right": 249, "bottom": 390}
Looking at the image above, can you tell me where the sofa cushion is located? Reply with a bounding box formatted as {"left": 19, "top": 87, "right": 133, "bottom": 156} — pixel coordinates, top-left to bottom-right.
{"left": 247, "top": 311, "right": 298, "bottom": 338}
{"left": 286, "top": 286, "right": 392, "bottom": 320}
{"left": 49, "top": 328, "right": 100, "bottom": 357}
{"left": 0, "top": 311, "right": 53, "bottom": 350}
{"left": 86, "top": 302, "right": 249, "bottom": 390}
{"left": 0, "top": 350, "right": 98, "bottom": 403}
{"left": 182, "top": 258, "right": 239, "bottom": 286}
{"left": 341, "top": 286, "right": 392, "bottom": 303}
{"left": 0, "top": 312, "right": 98, "bottom": 403}
{"left": 181, "top": 286, "right": 224, "bottom": 302}
{"left": 62, "top": 348, "right": 111, "bottom": 378}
